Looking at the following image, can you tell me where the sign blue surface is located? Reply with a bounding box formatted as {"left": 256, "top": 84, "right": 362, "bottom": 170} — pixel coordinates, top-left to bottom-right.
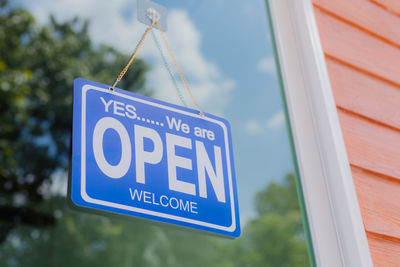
{"left": 71, "top": 78, "right": 240, "bottom": 238}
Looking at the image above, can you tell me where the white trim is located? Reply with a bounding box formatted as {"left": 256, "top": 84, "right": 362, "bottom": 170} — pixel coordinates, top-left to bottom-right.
{"left": 268, "top": 0, "right": 373, "bottom": 266}
{"left": 79, "top": 84, "right": 237, "bottom": 232}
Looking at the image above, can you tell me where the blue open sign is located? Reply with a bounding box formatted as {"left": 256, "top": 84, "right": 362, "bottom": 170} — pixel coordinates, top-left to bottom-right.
{"left": 71, "top": 78, "right": 240, "bottom": 238}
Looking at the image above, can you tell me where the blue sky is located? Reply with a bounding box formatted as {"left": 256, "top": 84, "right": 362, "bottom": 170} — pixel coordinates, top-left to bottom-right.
{"left": 16, "top": 0, "right": 295, "bottom": 221}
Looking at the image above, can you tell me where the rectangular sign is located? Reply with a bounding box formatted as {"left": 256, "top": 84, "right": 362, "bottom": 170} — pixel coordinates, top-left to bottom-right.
{"left": 71, "top": 78, "right": 240, "bottom": 238}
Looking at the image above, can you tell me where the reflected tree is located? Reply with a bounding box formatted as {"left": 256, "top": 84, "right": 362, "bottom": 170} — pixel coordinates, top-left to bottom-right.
{"left": 0, "top": 197, "right": 222, "bottom": 267}
{"left": 227, "top": 174, "right": 310, "bottom": 267}
{"left": 0, "top": 0, "right": 149, "bottom": 242}
{"left": 0, "top": 174, "right": 309, "bottom": 267}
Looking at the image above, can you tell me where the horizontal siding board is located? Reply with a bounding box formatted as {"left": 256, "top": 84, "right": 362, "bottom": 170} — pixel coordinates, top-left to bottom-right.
{"left": 313, "top": 0, "right": 400, "bottom": 46}
{"left": 367, "top": 232, "right": 400, "bottom": 266}
{"left": 314, "top": 8, "right": 400, "bottom": 86}
{"left": 338, "top": 109, "right": 400, "bottom": 179}
{"left": 352, "top": 166, "right": 400, "bottom": 239}
{"left": 314, "top": 1, "right": 400, "bottom": 265}
{"left": 372, "top": 0, "right": 400, "bottom": 16}
{"left": 326, "top": 58, "right": 400, "bottom": 130}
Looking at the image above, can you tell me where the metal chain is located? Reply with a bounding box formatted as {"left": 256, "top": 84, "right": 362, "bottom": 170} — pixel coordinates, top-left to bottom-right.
{"left": 155, "top": 21, "right": 204, "bottom": 116}
{"left": 110, "top": 20, "right": 156, "bottom": 91}
{"left": 151, "top": 29, "right": 188, "bottom": 107}
{"left": 109, "top": 14, "right": 204, "bottom": 117}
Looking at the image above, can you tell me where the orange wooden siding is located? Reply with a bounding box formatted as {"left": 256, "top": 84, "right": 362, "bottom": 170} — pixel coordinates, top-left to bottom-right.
{"left": 372, "top": 0, "right": 400, "bottom": 17}
{"left": 313, "top": 0, "right": 400, "bottom": 265}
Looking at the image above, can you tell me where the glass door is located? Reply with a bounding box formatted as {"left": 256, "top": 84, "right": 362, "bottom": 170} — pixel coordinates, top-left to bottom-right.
{"left": 0, "top": 0, "right": 315, "bottom": 266}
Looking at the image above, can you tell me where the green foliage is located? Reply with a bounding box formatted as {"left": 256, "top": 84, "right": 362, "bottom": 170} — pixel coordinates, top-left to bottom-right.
{"left": 0, "top": 197, "right": 223, "bottom": 267}
{"left": 0, "top": 175, "right": 309, "bottom": 267}
{"left": 0, "top": 0, "right": 149, "bottom": 240}
{"left": 255, "top": 174, "right": 300, "bottom": 216}
{"left": 226, "top": 174, "right": 309, "bottom": 267}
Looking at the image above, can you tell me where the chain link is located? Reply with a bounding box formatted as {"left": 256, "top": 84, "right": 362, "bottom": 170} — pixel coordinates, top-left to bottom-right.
{"left": 110, "top": 20, "right": 156, "bottom": 91}
{"left": 151, "top": 29, "right": 188, "bottom": 107}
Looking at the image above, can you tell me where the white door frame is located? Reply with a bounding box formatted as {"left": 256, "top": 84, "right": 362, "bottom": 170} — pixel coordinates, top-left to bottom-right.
{"left": 266, "top": 0, "right": 373, "bottom": 266}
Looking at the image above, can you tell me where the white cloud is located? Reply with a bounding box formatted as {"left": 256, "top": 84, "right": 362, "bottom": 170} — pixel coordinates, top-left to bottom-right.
{"left": 20, "top": 0, "right": 235, "bottom": 115}
{"left": 257, "top": 56, "right": 276, "bottom": 75}
{"left": 18, "top": 0, "right": 151, "bottom": 56}
{"left": 147, "top": 10, "right": 235, "bottom": 115}
{"left": 267, "top": 111, "right": 285, "bottom": 129}
{"left": 38, "top": 171, "right": 68, "bottom": 197}
{"left": 244, "top": 120, "right": 262, "bottom": 135}
{"left": 244, "top": 111, "right": 285, "bottom": 135}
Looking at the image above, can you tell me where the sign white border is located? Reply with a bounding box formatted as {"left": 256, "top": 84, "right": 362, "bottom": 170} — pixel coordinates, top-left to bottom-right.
{"left": 79, "top": 84, "right": 237, "bottom": 232}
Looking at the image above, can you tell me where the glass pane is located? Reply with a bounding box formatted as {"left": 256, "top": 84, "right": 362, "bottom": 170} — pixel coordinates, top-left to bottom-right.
{"left": 1, "top": 0, "right": 314, "bottom": 266}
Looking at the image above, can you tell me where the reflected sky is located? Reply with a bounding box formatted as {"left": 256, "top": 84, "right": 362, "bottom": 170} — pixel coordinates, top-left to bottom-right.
{"left": 15, "top": 0, "right": 294, "bottom": 222}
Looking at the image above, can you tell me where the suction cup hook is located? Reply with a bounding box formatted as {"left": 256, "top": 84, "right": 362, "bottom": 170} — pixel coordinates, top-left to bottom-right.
{"left": 138, "top": 0, "right": 167, "bottom": 31}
